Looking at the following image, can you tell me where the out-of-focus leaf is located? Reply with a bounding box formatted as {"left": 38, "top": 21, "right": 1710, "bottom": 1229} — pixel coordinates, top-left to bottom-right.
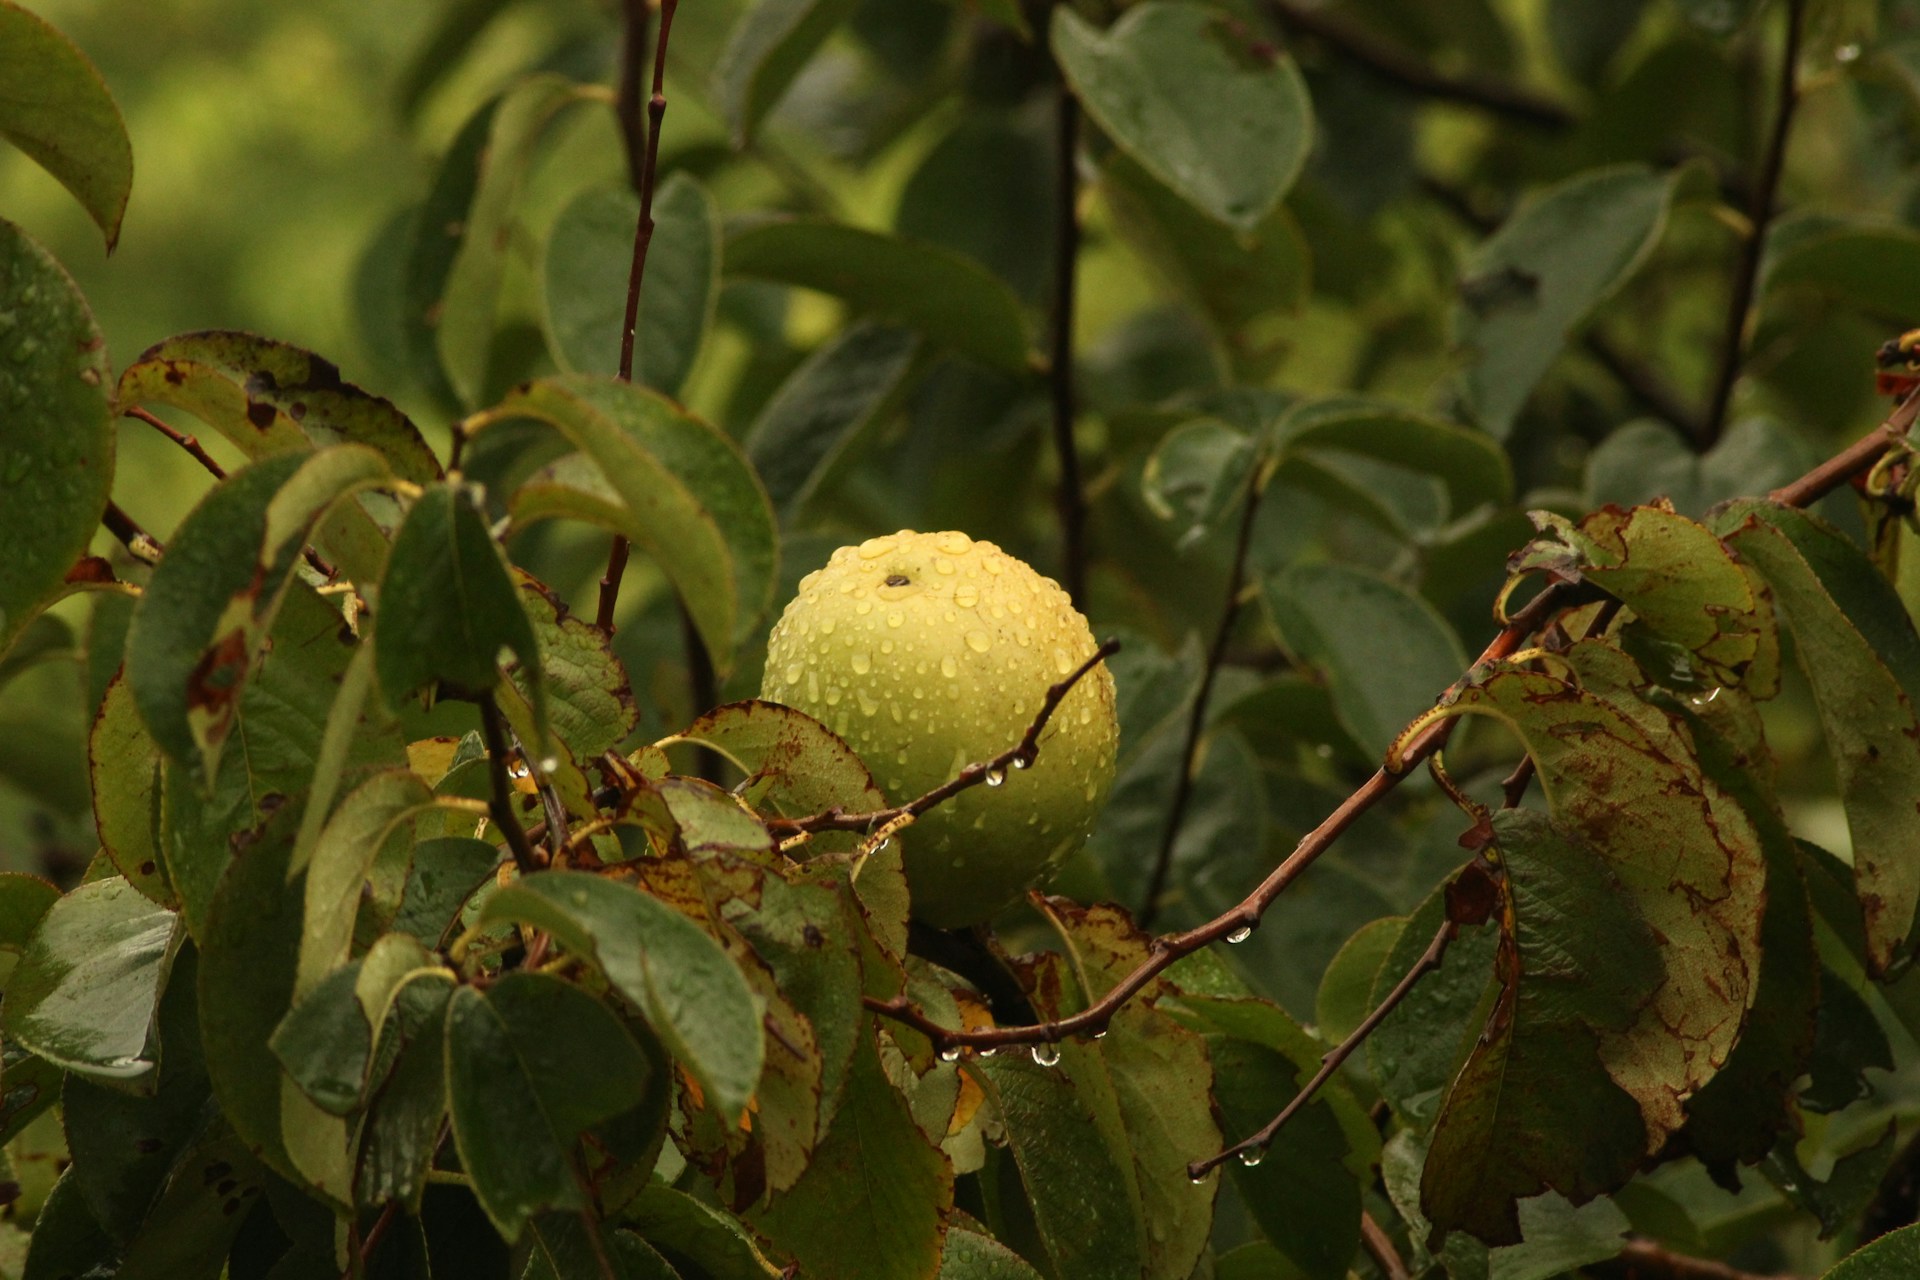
{"left": 20, "top": 1169, "right": 116, "bottom": 1280}
{"left": 395, "top": 0, "right": 520, "bottom": 118}
{"left": 898, "top": 117, "right": 1053, "bottom": 304}
{"left": 749, "top": 1028, "right": 952, "bottom": 1280}
{"left": 1265, "top": 563, "right": 1467, "bottom": 759}
{"left": 1271, "top": 396, "right": 1512, "bottom": 516}
{"left": 3, "top": 876, "right": 175, "bottom": 1084}
{"left": 477, "top": 871, "right": 763, "bottom": 1121}
{"left": 713, "top": 0, "right": 862, "bottom": 145}
{"left": 1765, "top": 1124, "right": 1897, "bottom": 1241}
{"left": 0, "top": 217, "right": 113, "bottom": 658}
{"left": 1585, "top": 417, "right": 1816, "bottom": 517}
{"left": 1053, "top": 4, "right": 1311, "bottom": 232}
{"left": 435, "top": 74, "right": 590, "bottom": 408}
{"left": 523, "top": 1215, "right": 681, "bottom": 1279}
{"left": 376, "top": 481, "right": 544, "bottom": 723}
{"left": 1140, "top": 418, "right": 1254, "bottom": 549}
{"left": 1429, "top": 646, "right": 1765, "bottom": 1170}
{"left": 446, "top": 974, "right": 651, "bottom": 1240}
{"left": 1101, "top": 151, "right": 1309, "bottom": 338}
{"left": 745, "top": 322, "right": 922, "bottom": 519}
{"left": 1508, "top": 503, "right": 1778, "bottom": 693}
{"left": 1316, "top": 915, "right": 1403, "bottom": 1043}
{"left": 1454, "top": 166, "right": 1676, "bottom": 437}
{"left": 1421, "top": 811, "right": 1659, "bottom": 1245}
{"left": 1764, "top": 225, "right": 1920, "bottom": 327}
{"left": 1674, "top": 0, "right": 1760, "bottom": 34}
{"left": 0, "top": 4, "right": 132, "bottom": 246}
{"left": 1717, "top": 502, "right": 1920, "bottom": 973}
{"left": 544, "top": 174, "right": 720, "bottom": 396}
{"left": 727, "top": 220, "right": 1031, "bottom": 374}
{"left": 673, "top": 701, "right": 885, "bottom": 853}
{"left": 399, "top": 100, "right": 496, "bottom": 409}
{"left": 494, "top": 376, "right": 777, "bottom": 671}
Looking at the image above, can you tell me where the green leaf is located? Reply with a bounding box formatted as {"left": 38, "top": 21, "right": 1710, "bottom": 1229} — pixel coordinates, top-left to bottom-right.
{"left": 673, "top": 700, "right": 886, "bottom": 853}
{"left": 1674, "top": 0, "right": 1759, "bottom": 34}
{"left": 712, "top": 0, "right": 862, "bottom": 145}
{"left": 624, "top": 1181, "right": 783, "bottom": 1278}
{"left": 89, "top": 673, "right": 174, "bottom": 907}
{"left": 937, "top": 1228, "right": 1045, "bottom": 1279}
{"left": 1421, "top": 811, "right": 1659, "bottom": 1245}
{"left": 3, "top": 877, "right": 176, "bottom": 1083}
{"left": 1053, "top": 4, "right": 1311, "bottom": 232}
{"left": 1765, "top": 1124, "right": 1897, "bottom": 1241}
{"left": 1717, "top": 502, "right": 1920, "bottom": 973}
{"left": 295, "top": 768, "right": 434, "bottom": 995}
{"left": 493, "top": 375, "right": 777, "bottom": 672}
{"left": 744, "top": 322, "right": 922, "bottom": 519}
{"left": 726, "top": 220, "right": 1032, "bottom": 374}
{"left": 271, "top": 962, "right": 371, "bottom": 1116}
{"left": 1315, "top": 916, "right": 1403, "bottom": 1044}
{"left": 1433, "top": 644, "right": 1766, "bottom": 1152}
{"left": 523, "top": 1215, "right": 682, "bottom": 1280}
{"left": 1453, "top": 166, "right": 1677, "bottom": 437}
{"left": 1265, "top": 563, "right": 1467, "bottom": 759}
{"left": 544, "top": 174, "right": 720, "bottom": 397}
{"left": 1140, "top": 418, "right": 1254, "bottom": 550}
{"left": 1367, "top": 884, "right": 1497, "bottom": 1129}
{"left": 476, "top": 871, "right": 764, "bottom": 1121}
{"left": 1271, "top": 396, "right": 1512, "bottom": 517}
{"left": 1763, "top": 225, "right": 1920, "bottom": 327}
{"left": 398, "top": 100, "right": 497, "bottom": 409}
{"left": 392, "top": 836, "right": 500, "bottom": 947}
{"left": 512, "top": 572, "right": 639, "bottom": 761}
{"left": 1100, "top": 151, "right": 1310, "bottom": 340}
{"left": 115, "top": 1121, "right": 264, "bottom": 1279}
{"left": 354, "top": 968, "right": 455, "bottom": 1211}
{"left": 1585, "top": 417, "right": 1816, "bottom": 518}
{"left": 0, "top": 217, "right": 113, "bottom": 658}
{"left": 0, "top": 872, "right": 60, "bottom": 979}
{"left": 20, "top": 1169, "right": 116, "bottom": 1280}
{"left": 1821, "top": 1222, "right": 1920, "bottom": 1277}
{"left": 0, "top": 3, "right": 132, "bottom": 247}
{"left": 898, "top": 117, "right": 1053, "bottom": 305}
{"left": 747, "top": 1027, "right": 952, "bottom": 1280}
{"left": 376, "top": 480, "right": 544, "bottom": 717}
{"left": 127, "top": 448, "right": 392, "bottom": 779}
{"left": 1508, "top": 503, "right": 1778, "bottom": 693}
{"left": 446, "top": 974, "right": 651, "bottom": 1240}
{"left": 435, "top": 74, "right": 590, "bottom": 408}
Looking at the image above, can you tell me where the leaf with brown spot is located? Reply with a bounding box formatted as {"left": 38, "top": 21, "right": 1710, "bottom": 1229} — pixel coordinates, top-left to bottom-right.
{"left": 676, "top": 700, "right": 886, "bottom": 853}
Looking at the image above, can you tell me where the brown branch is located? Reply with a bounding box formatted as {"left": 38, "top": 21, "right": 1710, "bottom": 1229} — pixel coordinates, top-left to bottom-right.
{"left": 101, "top": 500, "right": 163, "bottom": 563}
{"left": 1768, "top": 390, "right": 1918, "bottom": 507}
{"left": 597, "top": 0, "right": 679, "bottom": 634}
{"left": 1047, "top": 72, "right": 1088, "bottom": 606}
{"left": 1189, "top": 916, "right": 1455, "bottom": 1179}
{"left": 342, "top": 1201, "right": 400, "bottom": 1280}
{"left": 1138, "top": 454, "right": 1267, "bottom": 929}
{"left": 1263, "top": 0, "right": 1575, "bottom": 130}
{"left": 767, "top": 639, "right": 1121, "bottom": 838}
{"left": 125, "top": 406, "right": 225, "bottom": 479}
{"left": 1360, "top": 1209, "right": 1412, "bottom": 1280}
{"left": 1700, "top": 0, "right": 1806, "bottom": 449}
{"left": 479, "top": 692, "right": 544, "bottom": 878}
{"left": 1589, "top": 1239, "right": 1804, "bottom": 1280}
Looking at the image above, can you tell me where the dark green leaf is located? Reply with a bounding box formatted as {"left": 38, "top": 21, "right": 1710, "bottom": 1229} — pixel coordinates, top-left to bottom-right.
{"left": 747, "top": 1028, "right": 952, "bottom": 1280}
{"left": 624, "top": 1181, "right": 783, "bottom": 1278}
{"left": 1584, "top": 417, "right": 1816, "bottom": 518}
{"left": 1053, "top": 4, "right": 1311, "bottom": 231}
{"left": 20, "top": 1169, "right": 116, "bottom": 1280}
{"left": 1140, "top": 418, "right": 1254, "bottom": 549}
{"left": 355, "top": 971, "right": 455, "bottom": 1212}
{"left": 270, "top": 962, "right": 372, "bottom": 1117}
{"left": 1367, "top": 884, "right": 1496, "bottom": 1129}
{"left": 1802, "top": 967, "right": 1890, "bottom": 1113}
{"left": 713, "top": 0, "right": 862, "bottom": 145}
{"left": 1271, "top": 396, "right": 1512, "bottom": 517}
{"left": 376, "top": 480, "right": 543, "bottom": 717}
{"left": 3, "top": 876, "right": 176, "bottom": 1083}
{"left": 392, "top": 837, "right": 501, "bottom": 947}
{"left": 726, "top": 220, "right": 1031, "bottom": 374}
{"left": 1315, "top": 915, "right": 1403, "bottom": 1044}
{"left": 511, "top": 572, "right": 639, "bottom": 761}
{"left": 523, "top": 1215, "right": 682, "bottom": 1279}
{"left": 0, "top": 4, "right": 132, "bottom": 246}
{"left": 476, "top": 872, "right": 763, "bottom": 1121}
{"left": 1764, "top": 225, "right": 1920, "bottom": 327}
{"left": 496, "top": 376, "right": 777, "bottom": 671}
{"left": 937, "top": 1228, "right": 1045, "bottom": 1279}
{"left": 1765, "top": 1124, "right": 1897, "bottom": 1241}
{"left": 898, "top": 117, "right": 1053, "bottom": 304}
{"left": 744, "top": 322, "right": 922, "bottom": 519}
{"left": 1265, "top": 563, "right": 1467, "bottom": 758}
{"left": 544, "top": 174, "right": 720, "bottom": 396}
{"left": 446, "top": 974, "right": 651, "bottom": 1240}
{"left": 0, "top": 217, "right": 113, "bottom": 658}
{"left": 1453, "top": 166, "right": 1676, "bottom": 437}
{"left": 89, "top": 672, "right": 174, "bottom": 906}
{"left": 115, "top": 1122, "right": 264, "bottom": 1280}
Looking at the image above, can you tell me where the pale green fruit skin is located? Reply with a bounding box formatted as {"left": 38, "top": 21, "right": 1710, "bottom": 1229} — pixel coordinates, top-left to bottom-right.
{"left": 760, "top": 531, "right": 1118, "bottom": 927}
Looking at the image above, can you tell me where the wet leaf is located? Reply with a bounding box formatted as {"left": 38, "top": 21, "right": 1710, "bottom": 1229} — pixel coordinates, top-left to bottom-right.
{"left": 0, "top": 4, "right": 132, "bottom": 246}
{"left": 674, "top": 700, "right": 886, "bottom": 853}
{"left": 354, "top": 969, "right": 455, "bottom": 1211}
{"left": 512, "top": 572, "right": 639, "bottom": 761}
{"left": 0, "top": 217, "right": 113, "bottom": 658}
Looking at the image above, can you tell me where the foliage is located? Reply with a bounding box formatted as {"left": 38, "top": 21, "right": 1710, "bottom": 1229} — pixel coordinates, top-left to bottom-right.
{"left": 12, "top": 0, "right": 1920, "bottom": 1278}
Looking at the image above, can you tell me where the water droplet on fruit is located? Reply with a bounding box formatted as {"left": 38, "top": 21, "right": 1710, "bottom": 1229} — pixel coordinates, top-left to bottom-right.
{"left": 851, "top": 652, "right": 871, "bottom": 675}
{"left": 887, "top": 611, "right": 904, "bottom": 628}
{"left": 855, "top": 600, "right": 873, "bottom": 615}
{"left": 783, "top": 663, "right": 803, "bottom": 685}
{"left": 935, "top": 557, "right": 955, "bottom": 575}
{"left": 955, "top": 586, "right": 978, "bottom": 608}
{"left": 937, "top": 532, "right": 972, "bottom": 554}
{"left": 858, "top": 536, "right": 895, "bottom": 559}
{"left": 1031, "top": 1043, "right": 1061, "bottom": 1067}
{"left": 965, "top": 630, "right": 991, "bottom": 653}
{"left": 940, "top": 656, "right": 958, "bottom": 678}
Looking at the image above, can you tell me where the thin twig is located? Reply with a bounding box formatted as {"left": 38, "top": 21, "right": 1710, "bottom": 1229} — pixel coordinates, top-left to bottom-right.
{"left": 101, "top": 500, "right": 163, "bottom": 563}
{"left": 1138, "top": 455, "right": 1268, "bottom": 929}
{"left": 1589, "top": 1239, "right": 1804, "bottom": 1280}
{"left": 1189, "top": 916, "right": 1455, "bottom": 1179}
{"left": 125, "top": 406, "right": 226, "bottom": 479}
{"left": 597, "top": 0, "right": 679, "bottom": 634}
{"left": 1360, "top": 1209, "right": 1412, "bottom": 1280}
{"left": 342, "top": 1201, "right": 400, "bottom": 1280}
{"left": 765, "top": 639, "right": 1121, "bottom": 837}
{"left": 1700, "top": 0, "right": 1805, "bottom": 449}
{"left": 1768, "top": 391, "right": 1917, "bottom": 507}
{"left": 1047, "top": 68, "right": 1088, "bottom": 606}
{"left": 479, "top": 693, "right": 544, "bottom": 878}
{"left": 1262, "top": 0, "right": 1574, "bottom": 129}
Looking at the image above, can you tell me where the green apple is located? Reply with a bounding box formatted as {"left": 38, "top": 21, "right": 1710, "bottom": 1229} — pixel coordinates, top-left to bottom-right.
{"left": 760, "top": 531, "right": 1118, "bottom": 927}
